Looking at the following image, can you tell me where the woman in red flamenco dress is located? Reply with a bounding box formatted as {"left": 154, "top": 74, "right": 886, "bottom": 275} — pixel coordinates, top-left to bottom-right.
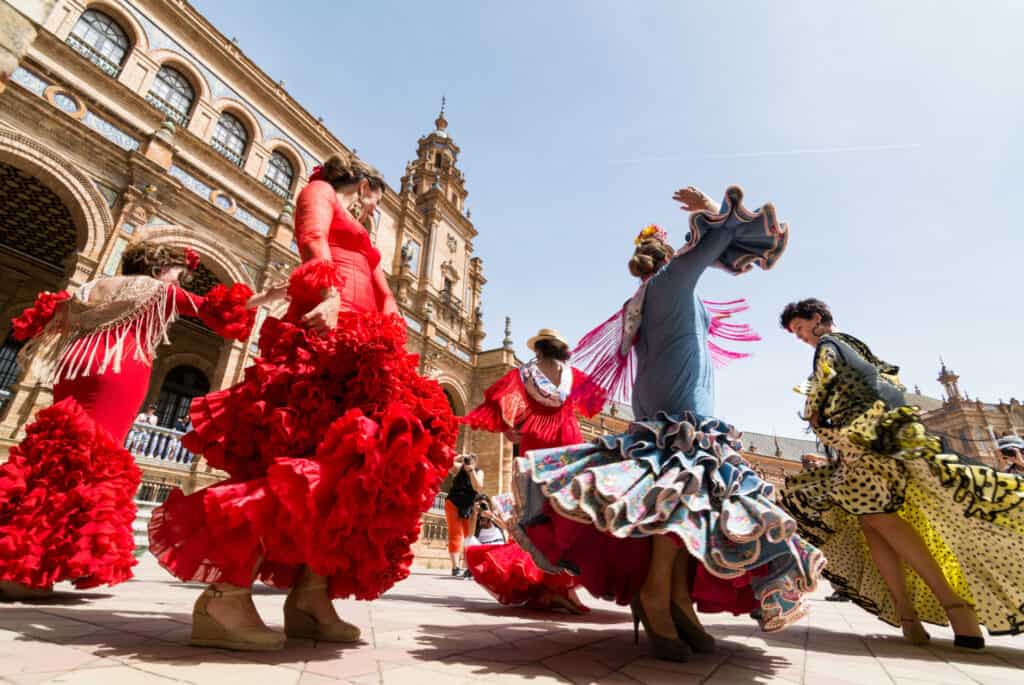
{"left": 461, "top": 329, "right": 605, "bottom": 614}
{"left": 149, "top": 154, "right": 458, "bottom": 652}
{"left": 0, "top": 241, "right": 263, "bottom": 599}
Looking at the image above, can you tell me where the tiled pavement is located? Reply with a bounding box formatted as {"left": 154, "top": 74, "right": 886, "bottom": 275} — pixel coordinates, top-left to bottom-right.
{"left": 1, "top": 556, "right": 1022, "bottom": 684}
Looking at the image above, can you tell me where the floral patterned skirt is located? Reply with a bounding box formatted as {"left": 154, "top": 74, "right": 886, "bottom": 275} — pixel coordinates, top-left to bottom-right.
{"left": 511, "top": 412, "right": 824, "bottom": 631}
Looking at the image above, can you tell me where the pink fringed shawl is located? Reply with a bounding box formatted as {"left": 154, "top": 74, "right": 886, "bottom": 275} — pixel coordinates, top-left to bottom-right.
{"left": 571, "top": 288, "right": 760, "bottom": 408}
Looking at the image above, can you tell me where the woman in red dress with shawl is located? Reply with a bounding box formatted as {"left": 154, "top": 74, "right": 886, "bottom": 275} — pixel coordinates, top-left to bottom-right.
{"left": 149, "top": 154, "right": 458, "bottom": 652}
{"left": 461, "top": 329, "right": 604, "bottom": 613}
{"left": 0, "top": 241, "right": 262, "bottom": 598}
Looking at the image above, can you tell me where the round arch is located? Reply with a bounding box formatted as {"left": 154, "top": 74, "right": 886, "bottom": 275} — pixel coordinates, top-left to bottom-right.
{"left": 134, "top": 224, "right": 252, "bottom": 287}
{"left": 437, "top": 377, "right": 469, "bottom": 416}
{"left": 264, "top": 140, "right": 306, "bottom": 184}
{"left": 211, "top": 98, "right": 263, "bottom": 145}
{"left": 0, "top": 129, "right": 112, "bottom": 263}
{"left": 78, "top": 1, "right": 151, "bottom": 54}
{"left": 148, "top": 50, "right": 212, "bottom": 104}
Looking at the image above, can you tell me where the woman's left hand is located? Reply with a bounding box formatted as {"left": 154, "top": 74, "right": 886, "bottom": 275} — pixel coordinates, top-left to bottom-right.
{"left": 673, "top": 186, "right": 716, "bottom": 212}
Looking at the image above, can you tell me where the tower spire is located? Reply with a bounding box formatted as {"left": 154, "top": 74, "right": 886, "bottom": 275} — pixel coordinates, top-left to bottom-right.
{"left": 435, "top": 95, "right": 448, "bottom": 133}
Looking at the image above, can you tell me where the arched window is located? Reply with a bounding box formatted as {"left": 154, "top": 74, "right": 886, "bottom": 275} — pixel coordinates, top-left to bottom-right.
{"left": 211, "top": 112, "right": 248, "bottom": 166}
{"left": 155, "top": 365, "right": 210, "bottom": 428}
{"left": 66, "top": 9, "right": 130, "bottom": 77}
{"left": 263, "top": 151, "right": 294, "bottom": 197}
{"left": 0, "top": 333, "right": 24, "bottom": 412}
{"left": 146, "top": 66, "right": 194, "bottom": 126}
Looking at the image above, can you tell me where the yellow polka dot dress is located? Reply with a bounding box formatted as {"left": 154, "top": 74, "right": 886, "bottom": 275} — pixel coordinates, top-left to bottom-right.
{"left": 781, "top": 333, "right": 1024, "bottom": 635}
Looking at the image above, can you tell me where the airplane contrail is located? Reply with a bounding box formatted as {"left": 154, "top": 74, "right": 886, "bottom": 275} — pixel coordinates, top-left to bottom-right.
{"left": 608, "top": 142, "right": 922, "bottom": 165}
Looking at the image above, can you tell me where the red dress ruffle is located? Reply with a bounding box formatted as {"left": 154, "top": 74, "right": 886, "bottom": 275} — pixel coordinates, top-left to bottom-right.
{"left": 0, "top": 397, "right": 140, "bottom": 589}
{"left": 464, "top": 541, "right": 588, "bottom": 610}
{"left": 11, "top": 290, "right": 70, "bottom": 341}
{"left": 462, "top": 367, "right": 602, "bottom": 453}
{"left": 461, "top": 368, "right": 604, "bottom": 609}
{"left": 149, "top": 275, "right": 457, "bottom": 599}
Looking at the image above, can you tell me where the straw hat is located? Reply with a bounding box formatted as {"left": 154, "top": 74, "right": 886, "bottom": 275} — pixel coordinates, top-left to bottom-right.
{"left": 526, "top": 328, "right": 569, "bottom": 352}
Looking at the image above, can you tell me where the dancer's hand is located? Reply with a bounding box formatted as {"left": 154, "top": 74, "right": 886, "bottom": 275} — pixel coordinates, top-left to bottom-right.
{"left": 247, "top": 282, "right": 289, "bottom": 308}
{"left": 302, "top": 289, "right": 340, "bottom": 332}
{"left": 673, "top": 186, "right": 718, "bottom": 213}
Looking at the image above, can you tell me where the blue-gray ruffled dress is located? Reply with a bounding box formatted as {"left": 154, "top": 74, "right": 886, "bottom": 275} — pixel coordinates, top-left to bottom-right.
{"left": 511, "top": 187, "right": 825, "bottom": 631}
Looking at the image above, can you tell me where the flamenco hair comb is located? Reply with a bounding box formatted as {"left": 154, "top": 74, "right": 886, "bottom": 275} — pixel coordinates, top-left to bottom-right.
{"left": 634, "top": 224, "right": 669, "bottom": 246}
{"left": 183, "top": 247, "right": 201, "bottom": 271}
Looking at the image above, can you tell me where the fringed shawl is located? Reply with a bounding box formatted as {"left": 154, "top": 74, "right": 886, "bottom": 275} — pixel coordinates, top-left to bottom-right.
{"left": 18, "top": 276, "right": 193, "bottom": 383}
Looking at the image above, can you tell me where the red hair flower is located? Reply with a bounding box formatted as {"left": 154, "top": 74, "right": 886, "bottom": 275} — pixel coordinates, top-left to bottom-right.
{"left": 184, "top": 247, "right": 201, "bottom": 271}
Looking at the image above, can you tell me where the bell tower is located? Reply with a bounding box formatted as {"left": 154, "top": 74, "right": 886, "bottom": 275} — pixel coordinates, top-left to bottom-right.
{"left": 938, "top": 357, "right": 962, "bottom": 405}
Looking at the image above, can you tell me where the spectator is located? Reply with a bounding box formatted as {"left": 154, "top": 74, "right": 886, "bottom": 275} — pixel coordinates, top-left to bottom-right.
{"left": 127, "top": 404, "right": 159, "bottom": 452}
{"left": 136, "top": 404, "right": 159, "bottom": 426}
{"left": 444, "top": 453, "right": 484, "bottom": 577}
{"left": 998, "top": 436, "right": 1024, "bottom": 475}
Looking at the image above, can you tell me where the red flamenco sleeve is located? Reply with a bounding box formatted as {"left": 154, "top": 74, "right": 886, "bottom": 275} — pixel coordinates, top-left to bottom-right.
{"left": 569, "top": 367, "right": 608, "bottom": 418}
{"left": 197, "top": 283, "right": 257, "bottom": 341}
{"left": 462, "top": 369, "right": 529, "bottom": 433}
{"left": 11, "top": 290, "right": 71, "bottom": 341}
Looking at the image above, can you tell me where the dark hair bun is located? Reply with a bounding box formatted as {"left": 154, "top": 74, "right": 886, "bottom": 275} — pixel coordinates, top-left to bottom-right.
{"left": 320, "top": 152, "right": 385, "bottom": 191}
{"left": 629, "top": 238, "right": 673, "bottom": 278}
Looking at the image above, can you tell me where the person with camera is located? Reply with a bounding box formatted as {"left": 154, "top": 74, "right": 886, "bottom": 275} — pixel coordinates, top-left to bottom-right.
{"left": 464, "top": 493, "right": 589, "bottom": 613}
{"left": 444, "top": 454, "right": 485, "bottom": 577}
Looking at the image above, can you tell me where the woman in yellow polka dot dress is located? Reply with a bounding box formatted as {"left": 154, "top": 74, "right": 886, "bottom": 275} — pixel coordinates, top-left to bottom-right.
{"left": 779, "top": 298, "right": 1024, "bottom": 649}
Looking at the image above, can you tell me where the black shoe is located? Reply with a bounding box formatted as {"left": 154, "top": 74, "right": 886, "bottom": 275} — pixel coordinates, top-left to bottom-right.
{"left": 630, "top": 597, "right": 691, "bottom": 662}
{"left": 451, "top": 568, "right": 462, "bottom": 577}
{"left": 825, "top": 592, "right": 850, "bottom": 602}
{"left": 670, "top": 602, "right": 715, "bottom": 654}
{"left": 462, "top": 569, "right": 473, "bottom": 579}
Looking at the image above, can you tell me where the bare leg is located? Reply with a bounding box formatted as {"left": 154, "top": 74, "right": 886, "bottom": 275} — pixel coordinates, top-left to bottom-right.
{"left": 638, "top": 535, "right": 680, "bottom": 637}
{"left": 860, "top": 522, "right": 915, "bottom": 619}
{"left": 861, "top": 513, "right": 981, "bottom": 637}
{"left": 449, "top": 551, "right": 460, "bottom": 572}
{"left": 669, "top": 549, "right": 704, "bottom": 629}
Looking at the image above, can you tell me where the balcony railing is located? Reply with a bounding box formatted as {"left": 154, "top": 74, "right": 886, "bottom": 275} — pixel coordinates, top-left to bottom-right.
{"left": 210, "top": 139, "right": 244, "bottom": 167}
{"left": 145, "top": 93, "right": 188, "bottom": 126}
{"left": 65, "top": 36, "right": 121, "bottom": 77}
{"left": 125, "top": 422, "right": 194, "bottom": 468}
{"left": 263, "top": 176, "right": 291, "bottom": 198}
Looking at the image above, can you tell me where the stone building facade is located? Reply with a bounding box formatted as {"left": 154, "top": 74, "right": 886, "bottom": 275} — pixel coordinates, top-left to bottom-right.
{"left": 0, "top": 0, "right": 518, "bottom": 564}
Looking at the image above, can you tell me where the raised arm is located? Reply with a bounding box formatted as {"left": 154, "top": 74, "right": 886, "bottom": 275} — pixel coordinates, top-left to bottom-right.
{"left": 659, "top": 185, "right": 788, "bottom": 291}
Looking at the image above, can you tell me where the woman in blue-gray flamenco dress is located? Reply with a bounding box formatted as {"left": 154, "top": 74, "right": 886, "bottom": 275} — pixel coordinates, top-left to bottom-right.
{"left": 510, "top": 185, "right": 825, "bottom": 662}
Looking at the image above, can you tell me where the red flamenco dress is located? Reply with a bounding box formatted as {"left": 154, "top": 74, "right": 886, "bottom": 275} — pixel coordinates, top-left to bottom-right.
{"left": 0, "top": 276, "right": 255, "bottom": 590}
{"left": 149, "top": 180, "right": 458, "bottom": 599}
{"left": 461, "top": 361, "right": 604, "bottom": 610}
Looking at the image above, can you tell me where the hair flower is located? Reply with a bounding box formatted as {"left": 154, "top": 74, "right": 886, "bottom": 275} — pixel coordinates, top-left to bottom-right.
{"left": 184, "top": 247, "right": 201, "bottom": 271}
{"left": 634, "top": 224, "right": 668, "bottom": 246}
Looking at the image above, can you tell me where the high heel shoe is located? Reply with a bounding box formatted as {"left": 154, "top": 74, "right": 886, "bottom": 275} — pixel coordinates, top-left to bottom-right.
{"left": 191, "top": 586, "right": 286, "bottom": 651}
{"left": 670, "top": 602, "right": 716, "bottom": 653}
{"left": 284, "top": 584, "right": 361, "bottom": 643}
{"left": 630, "top": 596, "right": 691, "bottom": 662}
{"left": 943, "top": 602, "right": 984, "bottom": 650}
{"left": 899, "top": 616, "right": 930, "bottom": 645}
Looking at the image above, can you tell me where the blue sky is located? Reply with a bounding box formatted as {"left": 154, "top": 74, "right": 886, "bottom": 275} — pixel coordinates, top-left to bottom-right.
{"left": 194, "top": 0, "right": 1023, "bottom": 438}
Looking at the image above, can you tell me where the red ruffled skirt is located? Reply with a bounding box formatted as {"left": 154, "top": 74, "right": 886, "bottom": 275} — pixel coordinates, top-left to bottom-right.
{"left": 149, "top": 311, "right": 457, "bottom": 599}
{"left": 465, "top": 541, "right": 588, "bottom": 610}
{"left": 0, "top": 397, "right": 140, "bottom": 589}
